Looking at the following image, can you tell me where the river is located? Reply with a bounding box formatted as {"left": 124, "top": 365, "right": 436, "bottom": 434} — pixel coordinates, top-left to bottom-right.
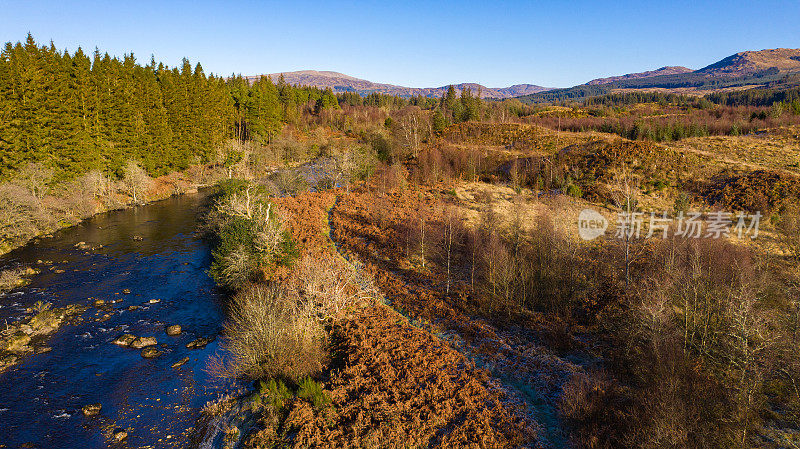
{"left": 0, "top": 192, "right": 237, "bottom": 448}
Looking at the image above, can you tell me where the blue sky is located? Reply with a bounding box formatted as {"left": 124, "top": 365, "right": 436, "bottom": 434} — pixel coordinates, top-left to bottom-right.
{"left": 1, "top": 0, "right": 798, "bottom": 88}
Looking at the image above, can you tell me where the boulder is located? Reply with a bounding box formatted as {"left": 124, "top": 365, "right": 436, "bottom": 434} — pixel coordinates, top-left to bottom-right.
{"left": 186, "top": 336, "right": 214, "bottom": 349}
{"left": 82, "top": 403, "right": 102, "bottom": 416}
{"left": 112, "top": 334, "right": 137, "bottom": 347}
{"left": 165, "top": 325, "right": 182, "bottom": 336}
{"left": 93, "top": 299, "right": 106, "bottom": 307}
{"left": 171, "top": 356, "right": 190, "bottom": 369}
{"left": 113, "top": 429, "right": 128, "bottom": 441}
{"left": 140, "top": 346, "right": 162, "bottom": 358}
{"left": 130, "top": 336, "right": 157, "bottom": 349}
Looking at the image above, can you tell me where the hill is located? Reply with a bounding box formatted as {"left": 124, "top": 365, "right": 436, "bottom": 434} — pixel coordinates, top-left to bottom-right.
{"left": 243, "top": 70, "right": 551, "bottom": 99}
{"left": 586, "top": 66, "right": 693, "bottom": 85}
{"left": 696, "top": 48, "right": 800, "bottom": 76}
{"left": 517, "top": 48, "right": 800, "bottom": 104}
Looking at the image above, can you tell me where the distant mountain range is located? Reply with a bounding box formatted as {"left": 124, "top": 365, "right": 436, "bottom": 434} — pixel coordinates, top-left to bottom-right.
{"left": 517, "top": 48, "right": 800, "bottom": 104}
{"left": 586, "top": 66, "right": 693, "bottom": 85}
{"left": 243, "top": 70, "right": 550, "bottom": 99}
{"left": 246, "top": 48, "right": 800, "bottom": 103}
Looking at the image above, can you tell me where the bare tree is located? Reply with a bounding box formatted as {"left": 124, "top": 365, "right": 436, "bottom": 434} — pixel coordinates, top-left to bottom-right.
{"left": 17, "top": 162, "right": 54, "bottom": 202}
{"left": 441, "top": 206, "right": 463, "bottom": 296}
{"left": 396, "top": 106, "right": 426, "bottom": 158}
{"left": 611, "top": 168, "right": 641, "bottom": 288}
{"left": 122, "top": 160, "right": 152, "bottom": 204}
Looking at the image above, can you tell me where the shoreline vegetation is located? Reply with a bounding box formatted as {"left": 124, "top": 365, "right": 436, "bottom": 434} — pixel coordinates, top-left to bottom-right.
{"left": 0, "top": 162, "right": 213, "bottom": 257}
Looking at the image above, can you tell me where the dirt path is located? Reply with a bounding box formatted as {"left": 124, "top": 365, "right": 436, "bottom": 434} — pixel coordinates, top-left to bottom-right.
{"left": 326, "top": 188, "right": 596, "bottom": 448}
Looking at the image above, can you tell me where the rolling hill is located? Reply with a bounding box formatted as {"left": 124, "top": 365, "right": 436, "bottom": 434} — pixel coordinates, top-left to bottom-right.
{"left": 518, "top": 48, "right": 800, "bottom": 104}
{"left": 586, "top": 66, "right": 693, "bottom": 85}
{"left": 243, "top": 70, "right": 551, "bottom": 99}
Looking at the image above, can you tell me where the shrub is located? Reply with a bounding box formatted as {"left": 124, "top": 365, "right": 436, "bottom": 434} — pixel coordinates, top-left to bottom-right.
{"left": 209, "top": 216, "right": 262, "bottom": 289}
{"left": 297, "top": 376, "right": 332, "bottom": 410}
{"left": 269, "top": 170, "right": 309, "bottom": 196}
{"left": 777, "top": 204, "right": 800, "bottom": 259}
{"left": 673, "top": 191, "right": 690, "bottom": 215}
{"left": 258, "top": 378, "right": 293, "bottom": 409}
{"left": 0, "top": 267, "right": 30, "bottom": 293}
{"left": 215, "top": 284, "right": 326, "bottom": 381}
{"left": 566, "top": 183, "right": 583, "bottom": 198}
{"left": 207, "top": 181, "right": 294, "bottom": 289}
{"left": 294, "top": 254, "right": 369, "bottom": 318}
{"left": 366, "top": 131, "right": 392, "bottom": 162}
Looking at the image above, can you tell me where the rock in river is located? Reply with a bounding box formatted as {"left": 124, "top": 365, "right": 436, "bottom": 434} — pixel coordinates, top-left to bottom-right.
{"left": 165, "top": 324, "right": 182, "bottom": 336}
{"left": 81, "top": 403, "right": 102, "bottom": 416}
{"left": 171, "top": 356, "right": 189, "bottom": 369}
{"left": 130, "top": 336, "right": 157, "bottom": 349}
{"left": 140, "top": 346, "right": 162, "bottom": 358}
{"left": 113, "top": 429, "right": 128, "bottom": 441}
{"left": 112, "top": 334, "right": 136, "bottom": 347}
{"left": 186, "top": 336, "right": 214, "bottom": 349}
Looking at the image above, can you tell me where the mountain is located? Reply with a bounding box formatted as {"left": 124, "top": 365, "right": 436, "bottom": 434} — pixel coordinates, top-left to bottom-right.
{"left": 695, "top": 48, "right": 800, "bottom": 76}
{"left": 586, "top": 66, "right": 693, "bottom": 85}
{"left": 517, "top": 48, "right": 800, "bottom": 104}
{"left": 243, "top": 70, "right": 550, "bottom": 99}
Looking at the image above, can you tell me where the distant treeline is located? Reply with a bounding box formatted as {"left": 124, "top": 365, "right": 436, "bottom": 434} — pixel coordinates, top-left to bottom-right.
{"left": 584, "top": 91, "right": 713, "bottom": 108}
{"left": 525, "top": 103, "right": 800, "bottom": 142}
{"left": 519, "top": 70, "right": 800, "bottom": 106}
{"left": 706, "top": 87, "right": 800, "bottom": 107}
{"left": 337, "top": 91, "right": 438, "bottom": 109}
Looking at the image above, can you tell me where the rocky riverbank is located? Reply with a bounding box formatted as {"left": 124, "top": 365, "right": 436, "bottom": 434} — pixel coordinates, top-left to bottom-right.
{"left": 0, "top": 301, "right": 87, "bottom": 373}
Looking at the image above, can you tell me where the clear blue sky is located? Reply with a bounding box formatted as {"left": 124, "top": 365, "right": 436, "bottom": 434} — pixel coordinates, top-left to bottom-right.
{"left": 1, "top": 0, "right": 798, "bottom": 88}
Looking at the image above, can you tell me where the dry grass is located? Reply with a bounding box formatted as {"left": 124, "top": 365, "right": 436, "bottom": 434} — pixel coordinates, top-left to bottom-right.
{"left": 679, "top": 126, "right": 800, "bottom": 175}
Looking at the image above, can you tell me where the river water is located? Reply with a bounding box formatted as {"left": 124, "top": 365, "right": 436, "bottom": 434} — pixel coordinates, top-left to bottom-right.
{"left": 0, "top": 192, "right": 236, "bottom": 449}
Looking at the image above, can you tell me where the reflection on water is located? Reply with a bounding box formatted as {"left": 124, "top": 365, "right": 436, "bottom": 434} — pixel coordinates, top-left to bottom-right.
{"left": 0, "top": 192, "right": 236, "bottom": 449}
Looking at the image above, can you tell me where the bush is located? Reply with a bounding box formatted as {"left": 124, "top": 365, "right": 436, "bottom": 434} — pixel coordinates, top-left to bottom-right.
{"left": 294, "top": 254, "right": 369, "bottom": 318}
{"left": 366, "top": 131, "right": 392, "bottom": 162}
{"left": 209, "top": 216, "right": 263, "bottom": 289}
{"left": 269, "top": 170, "right": 309, "bottom": 196}
{"left": 207, "top": 181, "right": 294, "bottom": 289}
{"left": 297, "top": 376, "right": 332, "bottom": 410}
{"left": 215, "top": 284, "right": 326, "bottom": 381}
{"left": 777, "top": 204, "right": 800, "bottom": 259}
{"left": 673, "top": 191, "right": 690, "bottom": 215}
{"left": 566, "top": 183, "right": 583, "bottom": 198}
{"left": 258, "top": 378, "right": 293, "bottom": 409}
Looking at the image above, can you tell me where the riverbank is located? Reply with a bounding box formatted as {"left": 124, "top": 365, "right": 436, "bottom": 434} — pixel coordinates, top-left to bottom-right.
{"left": 0, "top": 166, "right": 215, "bottom": 258}
{"left": 0, "top": 301, "right": 87, "bottom": 373}
{"left": 194, "top": 186, "right": 535, "bottom": 448}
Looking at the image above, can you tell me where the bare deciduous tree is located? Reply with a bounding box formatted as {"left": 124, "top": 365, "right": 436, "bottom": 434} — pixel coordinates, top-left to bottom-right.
{"left": 611, "top": 168, "right": 641, "bottom": 288}
{"left": 122, "top": 160, "right": 152, "bottom": 204}
{"left": 17, "top": 162, "right": 54, "bottom": 202}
